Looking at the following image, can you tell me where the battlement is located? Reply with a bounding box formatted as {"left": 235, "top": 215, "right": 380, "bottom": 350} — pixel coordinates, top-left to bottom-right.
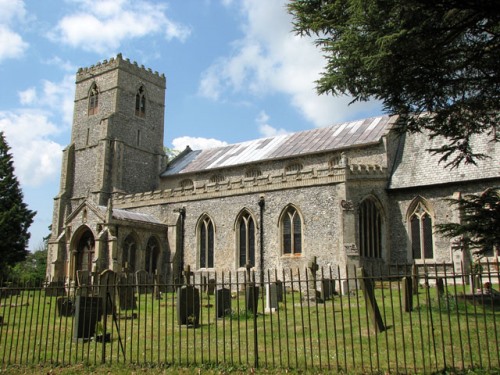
{"left": 113, "top": 163, "right": 387, "bottom": 207}
{"left": 76, "top": 53, "right": 166, "bottom": 86}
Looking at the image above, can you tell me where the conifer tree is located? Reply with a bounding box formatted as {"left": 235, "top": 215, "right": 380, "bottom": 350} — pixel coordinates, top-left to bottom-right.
{"left": 288, "top": 0, "right": 500, "bottom": 167}
{"left": 0, "top": 131, "right": 36, "bottom": 276}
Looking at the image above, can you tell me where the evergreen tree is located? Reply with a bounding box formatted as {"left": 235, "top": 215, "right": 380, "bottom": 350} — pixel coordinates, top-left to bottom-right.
{"left": 0, "top": 131, "right": 36, "bottom": 276}
{"left": 436, "top": 188, "right": 500, "bottom": 257}
{"left": 288, "top": 0, "right": 500, "bottom": 167}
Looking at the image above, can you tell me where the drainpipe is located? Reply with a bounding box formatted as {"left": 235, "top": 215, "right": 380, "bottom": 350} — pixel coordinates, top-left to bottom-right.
{"left": 174, "top": 207, "right": 186, "bottom": 284}
{"left": 258, "top": 196, "right": 265, "bottom": 286}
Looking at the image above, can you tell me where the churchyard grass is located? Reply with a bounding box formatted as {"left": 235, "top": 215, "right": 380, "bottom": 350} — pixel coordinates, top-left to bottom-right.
{"left": 1, "top": 270, "right": 499, "bottom": 373}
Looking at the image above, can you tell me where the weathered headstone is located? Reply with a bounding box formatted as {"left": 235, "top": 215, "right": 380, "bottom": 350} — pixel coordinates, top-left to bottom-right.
{"left": 265, "top": 283, "right": 278, "bottom": 313}
{"left": 245, "top": 284, "right": 259, "bottom": 314}
{"left": 176, "top": 266, "right": 200, "bottom": 326}
{"left": 357, "top": 268, "right": 385, "bottom": 333}
{"left": 76, "top": 270, "right": 91, "bottom": 296}
{"left": 45, "top": 280, "right": 66, "bottom": 297}
{"left": 321, "top": 279, "right": 335, "bottom": 301}
{"left": 207, "top": 279, "right": 216, "bottom": 295}
{"left": 73, "top": 296, "right": 102, "bottom": 341}
{"left": 306, "top": 257, "right": 320, "bottom": 302}
{"left": 215, "top": 288, "right": 231, "bottom": 318}
{"left": 436, "top": 278, "right": 445, "bottom": 298}
{"left": 98, "top": 269, "right": 117, "bottom": 315}
{"left": 403, "top": 276, "right": 413, "bottom": 312}
{"left": 275, "top": 280, "right": 283, "bottom": 303}
{"left": 56, "top": 297, "right": 74, "bottom": 317}
{"left": 136, "top": 269, "right": 152, "bottom": 294}
{"left": 118, "top": 273, "right": 137, "bottom": 310}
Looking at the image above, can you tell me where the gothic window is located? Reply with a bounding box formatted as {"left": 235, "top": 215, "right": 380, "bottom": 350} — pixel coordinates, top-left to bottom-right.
{"left": 88, "top": 83, "right": 99, "bottom": 115}
{"left": 281, "top": 206, "right": 302, "bottom": 255}
{"left": 409, "top": 200, "right": 434, "bottom": 260}
{"left": 285, "top": 162, "right": 303, "bottom": 173}
{"left": 123, "top": 235, "right": 137, "bottom": 272}
{"left": 135, "top": 86, "right": 146, "bottom": 118}
{"left": 359, "top": 197, "right": 383, "bottom": 258}
{"left": 199, "top": 215, "right": 214, "bottom": 268}
{"left": 145, "top": 237, "right": 160, "bottom": 274}
{"left": 237, "top": 211, "right": 255, "bottom": 268}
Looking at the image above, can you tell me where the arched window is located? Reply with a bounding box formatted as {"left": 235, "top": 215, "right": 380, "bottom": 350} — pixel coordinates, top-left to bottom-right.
{"left": 281, "top": 206, "right": 302, "bottom": 255}
{"left": 123, "top": 234, "right": 137, "bottom": 272}
{"left": 199, "top": 216, "right": 214, "bottom": 268}
{"left": 145, "top": 237, "right": 160, "bottom": 274}
{"left": 409, "top": 200, "right": 434, "bottom": 260}
{"left": 135, "top": 86, "right": 146, "bottom": 117}
{"left": 359, "top": 197, "right": 383, "bottom": 258}
{"left": 88, "top": 83, "right": 99, "bottom": 115}
{"left": 237, "top": 211, "right": 255, "bottom": 267}
{"left": 75, "top": 230, "right": 95, "bottom": 273}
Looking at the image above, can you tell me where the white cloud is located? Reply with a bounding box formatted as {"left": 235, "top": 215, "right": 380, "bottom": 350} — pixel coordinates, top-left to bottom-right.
{"left": 0, "top": 0, "right": 28, "bottom": 62}
{"left": 0, "top": 111, "right": 64, "bottom": 187}
{"left": 256, "top": 111, "right": 289, "bottom": 137}
{"left": 49, "top": 0, "right": 191, "bottom": 54}
{"left": 172, "top": 136, "right": 228, "bottom": 151}
{"left": 18, "top": 75, "right": 75, "bottom": 126}
{"left": 198, "top": 0, "right": 381, "bottom": 127}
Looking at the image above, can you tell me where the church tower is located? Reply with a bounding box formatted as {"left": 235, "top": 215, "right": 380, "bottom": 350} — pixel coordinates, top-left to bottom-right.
{"left": 48, "top": 54, "right": 166, "bottom": 279}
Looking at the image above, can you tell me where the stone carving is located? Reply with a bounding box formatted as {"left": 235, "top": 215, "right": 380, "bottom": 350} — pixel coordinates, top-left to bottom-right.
{"left": 341, "top": 200, "right": 354, "bottom": 211}
{"left": 344, "top": 243, "right": 358, "bottom": 256}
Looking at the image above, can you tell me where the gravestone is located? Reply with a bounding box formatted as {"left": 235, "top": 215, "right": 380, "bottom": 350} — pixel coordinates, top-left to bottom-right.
{"left": 403, "top": 277, "right": 413, "bottom": 312}
{"left": 265, "top": 283, "right": 278, "bottom": 313}
{"left": 436, "top": 278, "right": 445, "bottom": 298}
{"left": 136, "top": 270, "right": 152, "bottom": 294}
{"left": 321, "top": 279, "right": 335, "bottom": 301}
{"left": 56, "top": 297, "right": 74, "bottom": 317}
{"left": 98, "top": 269, "right": 117, "bottom": 315}
{"left": 357, "top": 268, "right": 385, "bottom": 333}
{"left": 215, "top": 288, "right": 231, "bottom": 318}
{"left": 245, "top": 284, "right": 259, "bottom": 314}
{"left": 207, "top": 279, "right": 216, "bottom": 295}
{"left": 73, "top": 296, "right": 102, "bottom": 341}
{"left": 45, "top": 280, "right": 66, "bottom": 297}
{"left": 118, "top": 273, "right": 137, "bottom": 310}
{"left": 275, "top": 280, "right": 283, "bottom": 303}
{"left": 306, "top": 257, "right": 319, "bottom": 302}
{"left": 176, "top": 265, "right": 200, "bottom": 326}
{"left": 76, "top": 270, "right": 91, "bottom": 296}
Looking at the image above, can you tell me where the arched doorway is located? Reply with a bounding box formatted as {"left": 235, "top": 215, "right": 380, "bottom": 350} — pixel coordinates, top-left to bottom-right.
{"left": 74, "top": 229, "right": 95, "bottom": 276}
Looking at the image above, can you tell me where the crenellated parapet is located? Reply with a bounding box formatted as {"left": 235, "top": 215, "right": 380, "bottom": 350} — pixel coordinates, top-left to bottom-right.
{"left": 76, "top": 53, "right": 166, "bottom": 87}
{"left": 113, "top": 162, "right": 387, "bottom": 208}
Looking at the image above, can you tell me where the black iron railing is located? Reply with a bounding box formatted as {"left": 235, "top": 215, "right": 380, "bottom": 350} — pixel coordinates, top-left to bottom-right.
{"left": 1, "top": 263, "right": 499, "bottom": 373}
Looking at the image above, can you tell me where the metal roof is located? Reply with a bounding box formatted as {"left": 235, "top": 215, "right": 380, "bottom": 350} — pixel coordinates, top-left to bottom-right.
{"left": 98, "top": 206, "right": 163, "bottom": 224}
{"left": 162, "top": 115, "right": 396, "bottom": 176}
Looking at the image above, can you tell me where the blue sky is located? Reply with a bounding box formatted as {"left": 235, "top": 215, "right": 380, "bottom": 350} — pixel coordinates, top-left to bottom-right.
{"left": 0, "top": 0, "right": 382, "bottom": 251}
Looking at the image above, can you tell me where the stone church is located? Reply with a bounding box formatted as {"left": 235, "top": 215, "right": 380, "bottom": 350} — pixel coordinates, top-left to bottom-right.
{"left": 46, "top": 54, "right": 500, "bottom": 285}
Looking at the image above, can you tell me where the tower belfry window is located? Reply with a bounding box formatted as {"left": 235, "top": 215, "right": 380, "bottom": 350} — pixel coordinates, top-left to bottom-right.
{"left": 135, "top": 86, "right": 146, "bottom": 118}
{"left": 88, "top": 84, "right": 99, "bottom": 115}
